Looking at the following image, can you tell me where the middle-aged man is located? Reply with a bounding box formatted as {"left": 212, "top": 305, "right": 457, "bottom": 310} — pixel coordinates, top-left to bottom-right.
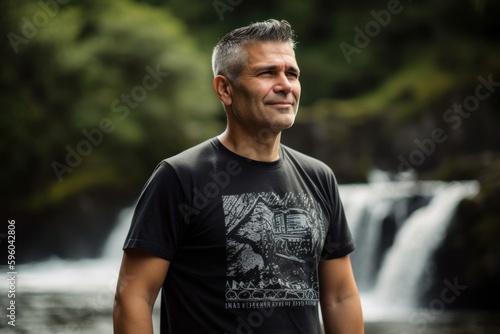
{"left": 113, "top": 19, "right": 364, "bottom": 333}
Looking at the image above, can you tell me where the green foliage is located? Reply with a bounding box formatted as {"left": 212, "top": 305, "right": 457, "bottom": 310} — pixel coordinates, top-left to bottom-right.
{"left": 2, "top": 0, "right": 500, "bottom": 212}
{"left": 1, "top": 0, "right": 220, "bottom": 210}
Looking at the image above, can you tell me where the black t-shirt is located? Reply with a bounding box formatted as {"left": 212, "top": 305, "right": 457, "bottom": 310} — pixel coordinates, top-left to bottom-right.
{"left": 124, "top": 138, "right": 355, "bottom": 334}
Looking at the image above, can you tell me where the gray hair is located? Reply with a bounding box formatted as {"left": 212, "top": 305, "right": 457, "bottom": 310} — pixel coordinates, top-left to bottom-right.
{"left": 211, "top": 19, "right": 297, "bottom": 83}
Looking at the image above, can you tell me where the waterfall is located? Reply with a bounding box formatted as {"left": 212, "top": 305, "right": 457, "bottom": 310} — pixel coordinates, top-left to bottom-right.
{"left": 370, "top": 182, "right": 479, "bottom": 305}
{"left": 101, "top": 205, "right": 136, "bottom": 261}
{"left": 340, "top": 181, "right": 437, "bottom": 290}
{"left": 340, "top": 180, "right": 480, "bottom": 319}
{"left": 19, "top": 206, "right": 136, "bottom": 293}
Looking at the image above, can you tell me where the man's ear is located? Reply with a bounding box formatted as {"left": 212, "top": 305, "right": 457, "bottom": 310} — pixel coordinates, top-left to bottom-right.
{"left": 213, "top": 75, "right": 233, "bottom": 106}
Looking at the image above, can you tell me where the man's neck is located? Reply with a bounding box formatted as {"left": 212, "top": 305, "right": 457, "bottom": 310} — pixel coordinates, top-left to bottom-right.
{"left": 217, "top": 129, "right": 282, "bottom": 162}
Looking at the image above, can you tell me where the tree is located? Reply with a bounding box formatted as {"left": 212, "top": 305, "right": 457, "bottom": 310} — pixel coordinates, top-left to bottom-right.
{"left": 1, "top": 0, "right": 220, "bottom": 261}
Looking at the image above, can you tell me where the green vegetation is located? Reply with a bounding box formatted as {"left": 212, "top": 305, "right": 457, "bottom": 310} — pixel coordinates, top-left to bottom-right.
{"left": 1, "top": 0, "right": 221, "bottom": 213}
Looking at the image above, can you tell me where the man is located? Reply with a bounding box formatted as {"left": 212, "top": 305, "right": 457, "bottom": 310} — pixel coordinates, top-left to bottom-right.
{"left": 113, "top": 19, "right": 363, "bottom": 333}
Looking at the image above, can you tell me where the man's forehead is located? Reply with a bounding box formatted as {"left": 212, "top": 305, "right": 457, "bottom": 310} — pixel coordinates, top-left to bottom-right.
{"left": 244, "top": 42, "right": 298, "bottom": 67}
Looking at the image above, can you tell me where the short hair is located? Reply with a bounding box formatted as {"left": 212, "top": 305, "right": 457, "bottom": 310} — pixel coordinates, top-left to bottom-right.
{"left": 211, "top": 19, "right": 297, "bottom": 83}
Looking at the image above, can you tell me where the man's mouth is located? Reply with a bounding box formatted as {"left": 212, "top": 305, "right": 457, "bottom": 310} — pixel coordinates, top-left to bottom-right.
{"left": 268, "top": 100, "right": 293, "bottom": 106}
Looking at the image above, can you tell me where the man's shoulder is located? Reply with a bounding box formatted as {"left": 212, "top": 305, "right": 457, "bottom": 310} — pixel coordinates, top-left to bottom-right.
{"left": 163, "top": 137, "right": 217, "bottom": 167}
{"left": 281, "top": 144, "right": 332, "bottom": 173}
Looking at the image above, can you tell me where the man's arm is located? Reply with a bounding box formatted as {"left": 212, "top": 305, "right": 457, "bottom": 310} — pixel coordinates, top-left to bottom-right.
{"left": 113, "top": 248, "right": 170, "bottom": 334}
{"left": 319, "top": 255, "right": 364, "bottom": 334}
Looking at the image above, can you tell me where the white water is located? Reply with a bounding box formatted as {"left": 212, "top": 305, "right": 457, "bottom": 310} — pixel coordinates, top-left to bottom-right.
{"left": 343, "top": 180, "right": 480, "bottom": 320}
{"left": 371, "top": 182, "right": 479, "bottom": 306}
{"left": 17, "top": 207, "right": 135, "bottom": 294}
{"left": 14, "top": 180, "right": 479, "bottom": 322}
{"left": 339, "top": 180, "right": 442, "bottom": 289}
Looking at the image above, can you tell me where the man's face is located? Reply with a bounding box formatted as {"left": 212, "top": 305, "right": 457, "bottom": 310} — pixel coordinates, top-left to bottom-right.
{"left": 229, "top": 41, "right": 301, "bottom": 134}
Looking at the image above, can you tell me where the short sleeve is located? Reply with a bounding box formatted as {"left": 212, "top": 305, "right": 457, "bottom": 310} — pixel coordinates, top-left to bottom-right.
{"left": 320, "top": 172, "right": 356, "bottom": 260}
{"left": 123, "top": 161, "right": 187, "bottom": 261}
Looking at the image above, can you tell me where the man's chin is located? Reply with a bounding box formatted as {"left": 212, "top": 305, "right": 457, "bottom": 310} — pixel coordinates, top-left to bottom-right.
{"left": 268, "top": 117, "right": 296, "bottom": 133}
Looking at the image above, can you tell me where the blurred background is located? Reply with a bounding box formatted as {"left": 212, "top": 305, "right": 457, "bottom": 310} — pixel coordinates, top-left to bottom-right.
{"left": 1, "top": 0, "right": 500, "bottom": 333}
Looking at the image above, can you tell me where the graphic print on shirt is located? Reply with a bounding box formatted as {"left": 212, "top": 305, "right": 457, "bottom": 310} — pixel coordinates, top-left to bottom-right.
{"left": 223, "top": 192, "right": 326, "bottom": 309}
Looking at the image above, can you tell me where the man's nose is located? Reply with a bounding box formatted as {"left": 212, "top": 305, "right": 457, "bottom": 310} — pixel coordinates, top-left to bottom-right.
{"left": 273, "top": 73, "right": 293, "bottom": 95}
